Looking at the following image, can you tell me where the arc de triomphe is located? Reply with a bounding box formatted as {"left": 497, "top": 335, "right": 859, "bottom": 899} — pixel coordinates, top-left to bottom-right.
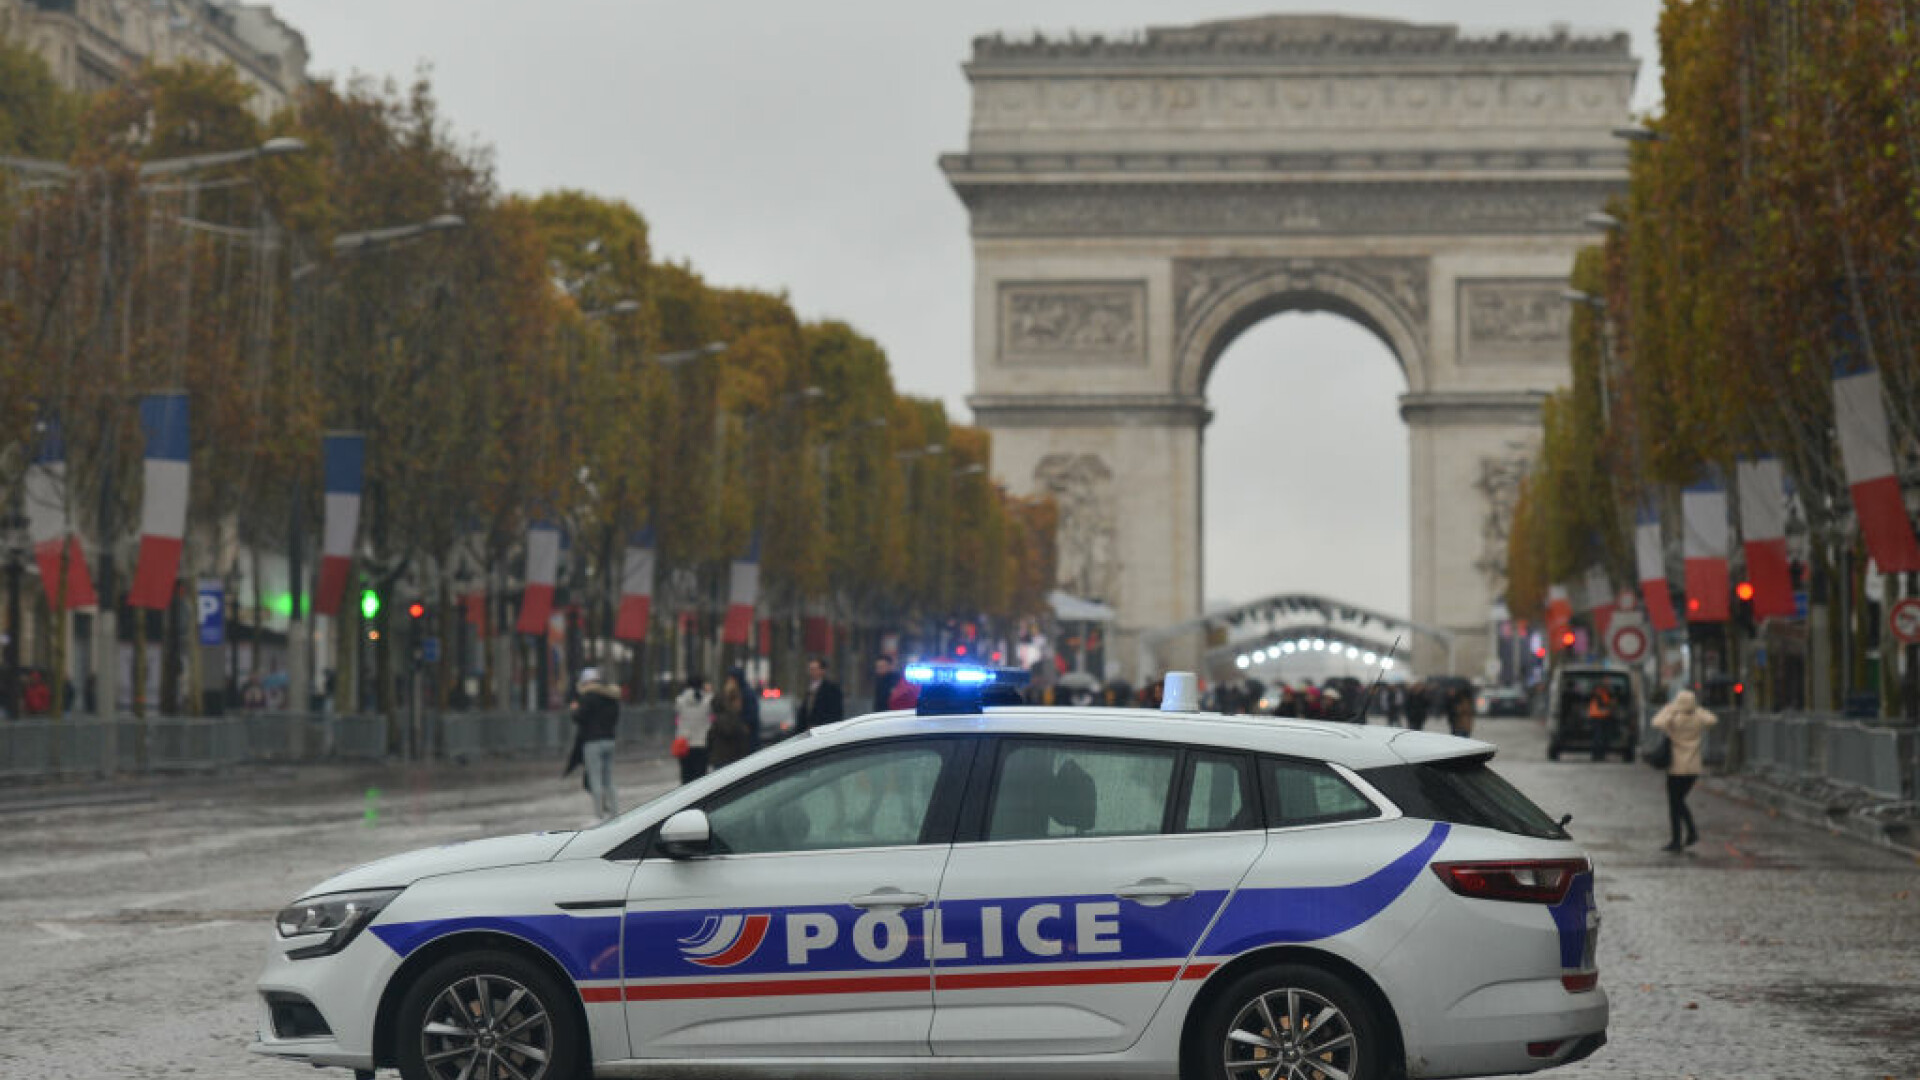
{"left": 942, "top": 15, "right": 1637, "bottom": 678}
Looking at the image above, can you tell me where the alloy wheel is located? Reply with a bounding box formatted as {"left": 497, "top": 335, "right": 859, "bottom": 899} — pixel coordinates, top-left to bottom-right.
{"left": 418, "top": 973, "right": 554, "bottom": 1080}
{"left": 1220, "top": 985, "right": 1359, "bottom": 1080}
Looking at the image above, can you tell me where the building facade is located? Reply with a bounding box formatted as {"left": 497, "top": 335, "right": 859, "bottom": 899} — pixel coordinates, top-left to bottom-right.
{"left": 0, "top": 0, "right": 306, "bottom": 117}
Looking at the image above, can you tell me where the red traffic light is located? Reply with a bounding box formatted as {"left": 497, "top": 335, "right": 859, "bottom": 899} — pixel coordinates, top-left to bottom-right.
{"left": 407, "top": 602, "right": 426, "bottom": 619}
{"left": 1733, "top": 681, "right": 1745, "bottom": 696}
{"left": 1735, "top": 581, "right": 1755, "bottom": 602}
{"left": 1559, "top": 630, "right": 1576, "bottom": 648}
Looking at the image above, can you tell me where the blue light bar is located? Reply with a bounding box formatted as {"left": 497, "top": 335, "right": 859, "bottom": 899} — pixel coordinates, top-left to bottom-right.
{"left": 904, "top": 663, "right": 997, "bottom": 687}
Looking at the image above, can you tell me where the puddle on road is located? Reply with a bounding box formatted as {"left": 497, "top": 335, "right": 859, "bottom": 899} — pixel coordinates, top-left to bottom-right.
{"left": 1722, "top": 981, "right": 1920, "bottom": 1045}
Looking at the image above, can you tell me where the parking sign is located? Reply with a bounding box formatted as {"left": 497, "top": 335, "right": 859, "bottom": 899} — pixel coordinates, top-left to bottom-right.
{"left": 198, "top": 580, "right": 225, "bottom": 646}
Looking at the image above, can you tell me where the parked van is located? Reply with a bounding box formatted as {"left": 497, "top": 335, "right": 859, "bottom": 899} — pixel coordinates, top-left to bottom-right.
{"left": 1545, "top": 661, "right": 1644, "bottom": 761}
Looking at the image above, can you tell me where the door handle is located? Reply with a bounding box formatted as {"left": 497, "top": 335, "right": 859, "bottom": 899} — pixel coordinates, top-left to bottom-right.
{"left": 850, "top": 888, "right": 929, "bottom": 909}
{"left": 1115, "top": 878, "right": 1195, "bottom": 905}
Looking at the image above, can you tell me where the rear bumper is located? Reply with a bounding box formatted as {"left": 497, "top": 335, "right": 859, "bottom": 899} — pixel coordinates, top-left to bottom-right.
{"left": 1405, "top": 980, "right": 1609, "bottom": 1078}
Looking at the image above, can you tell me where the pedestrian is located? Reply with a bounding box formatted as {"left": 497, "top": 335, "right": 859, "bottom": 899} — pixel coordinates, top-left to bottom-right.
{"left": 1385, "top": 682, "right": 1404, "bottom": 727}
{"left": 1404, "top": 679, "right": 1428, "bottom": 730}
{"left": 796, "top": 656, "right": 843, "bottom": 732}
{"left": 1448, "top": 680, "right": 1474, "bottom": 738}
{"left": 871, "top": 654, "right": 899, "bottom": 714}
{"left": 709, "top": 669, "right": 753, "bottom": 770}
{"left": 671, "top": 675, "right": 713, "bottom": 784}
{"left": 737, "top": 667, "right": 762, "bottom": 753}
{"left": 1652, "top": 688, "right": 1717, "bottom": 852}
{"left": 1586, "top": 685, "right": 1617, "bottom": 762}
{"left": 563, "top": 667, "right": 622, "bottom": 820}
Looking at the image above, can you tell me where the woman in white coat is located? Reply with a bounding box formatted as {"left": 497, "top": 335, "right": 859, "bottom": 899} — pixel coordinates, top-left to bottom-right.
{"left": 1652, "top": 689, "right": 1717, "bottom": 852}
{"left": 672, "top": 675, "right": 714, "bottom": 784}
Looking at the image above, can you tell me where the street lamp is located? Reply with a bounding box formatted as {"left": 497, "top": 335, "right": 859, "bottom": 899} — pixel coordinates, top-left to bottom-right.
{"left": 585, "top": 298, "right": 641, "bottom": 319}
{"left": 654, "top": 341, "right": 728, "bottom": 369}
{"left": 1583, "top": 211, "right": 1624, "bottom": 233}
{"left": 0, "top": 135, "right": 308, "bottom": 181}
{"left": 329, "top": 213, "right": 465, "bottom": 255}
{"left": 1559, "top": 287, "right": 1604, "bottom": 309}
{"left": 1611, "top": 125, "right": 1663, "bottom": 143}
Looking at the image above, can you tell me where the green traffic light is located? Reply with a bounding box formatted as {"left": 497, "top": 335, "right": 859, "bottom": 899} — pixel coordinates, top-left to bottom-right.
{"left": 360, "top": 589, "right": 381, "bottom": 620}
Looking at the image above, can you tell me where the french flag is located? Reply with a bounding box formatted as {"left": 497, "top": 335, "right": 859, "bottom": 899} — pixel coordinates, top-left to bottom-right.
{"left": 1682, "top": 475, "right": 1729, "bottom": 623}
{"left": 128, "top": 393, "right": 190, "bottom": 610}
{"left": 614, "top": 530, "right": 655, "bottom": 642}
{"left": 24, "top": 418, "right": 96, "bottom": 611}
{"left": 313, "top": 433, "right": 365, "bottom": 617}
{"left": 1833, "top": 366, "right": 1920, "bottom": 572}
{"left": 515, "top": 522, "right": 561, "bottom": 635}
{"left": 1633, "top": 503, "right": 1678, "bottom": 631}
{"left": 722, "top": 539, "right": 760, "bottom": 646}
{"left": 1736, "top": 457, "right": 1797, "bottom": 620}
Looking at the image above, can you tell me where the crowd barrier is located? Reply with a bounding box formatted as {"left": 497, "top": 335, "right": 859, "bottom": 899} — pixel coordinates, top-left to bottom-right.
{"left": 0, "top": 705, "right": 676, "bottom": 781}
{"left": 1736, "top": 712, "right": 1914, "bottom": 803}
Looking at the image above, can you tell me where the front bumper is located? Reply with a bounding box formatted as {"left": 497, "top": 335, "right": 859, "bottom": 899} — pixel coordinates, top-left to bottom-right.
{"left": 250, "top": 923, "right": 403, "bottom": 1071}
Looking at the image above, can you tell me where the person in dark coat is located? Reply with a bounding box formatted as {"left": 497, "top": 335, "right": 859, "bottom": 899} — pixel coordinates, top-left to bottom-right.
{"left": 870, "top": 654, "right": 899, "bottom": 714}
{"left": 708, "top": 669, "right": 752, "bottom": 769}
{"left": 563, "top": 667, "right": 622, "bottom": 820}
{"left": 797, "top": 656, "right": 844, "bottom": 732}
{"left": 1404, "top": 680, "right": 1429, "bottom": 731}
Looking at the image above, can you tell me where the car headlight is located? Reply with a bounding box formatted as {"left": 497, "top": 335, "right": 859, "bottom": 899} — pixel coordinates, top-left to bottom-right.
{"left": 275, "top": 888, "right": 402, "bottom": 959}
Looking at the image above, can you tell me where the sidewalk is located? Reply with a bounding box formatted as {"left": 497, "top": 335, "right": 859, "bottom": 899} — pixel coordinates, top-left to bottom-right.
{"left": 1705, "top": 770, "right": 1920, "bottom": 861}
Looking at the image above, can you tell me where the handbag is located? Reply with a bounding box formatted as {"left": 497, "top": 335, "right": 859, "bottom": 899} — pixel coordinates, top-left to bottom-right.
{"left": 1644, "top": 734, "right": 1672, "bottom": 770}
{"left": 670, "top": 734, "right": 690, "bottom": 759}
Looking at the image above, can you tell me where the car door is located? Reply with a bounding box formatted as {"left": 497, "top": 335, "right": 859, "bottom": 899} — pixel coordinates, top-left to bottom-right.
{"left": 622, "top": 737, "right": 971, "bottom": 1057}
{"left": 929, "top": 738, "right": 1266, "bottom": 1055}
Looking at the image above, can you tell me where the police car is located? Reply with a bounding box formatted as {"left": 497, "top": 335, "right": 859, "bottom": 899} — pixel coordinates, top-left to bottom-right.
{"left": 254, "top": 667, "right": 1606, "bottom": 1080}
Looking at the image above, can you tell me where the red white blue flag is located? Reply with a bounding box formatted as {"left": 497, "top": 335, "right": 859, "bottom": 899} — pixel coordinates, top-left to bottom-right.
{"left": 25, "top": 417, "right": 96, "bottom": 611}
{"left": 313, "top": 433, "right": 365, "bottom": 617}
{"left": 723, "top": 537, "right": 760, "bottom": 646}
{"left": 1545, "top": 584, "right": 1572, "bottom": 642}
{"left": 1833, "top": 367, "right": 1920, "bottom": 572}
{"left": 515, "top": 522, "right": 561, "bottom": 635}
{"left": 1683, "top": 476, "right": 1729, "bottom": 623}
{"left": 1633, "top": 502, "right": 1678, "bottom": 631}
{"left": 1735, "top": 457, "right": 1797, "bottom": 620}
{"left": 615, "top": 529, "right": 655, "bottom": 643}
{"left": 129, "top": 393, "right": 190, "bottom": 610}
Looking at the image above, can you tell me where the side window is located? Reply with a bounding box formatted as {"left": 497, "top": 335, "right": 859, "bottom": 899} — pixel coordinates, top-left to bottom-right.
{"left": 1180, "top": 751, "right": 1257, "bottom": 833}
{"left": 986, "top": 740, "right": 1177, "bottom": 841}
{"left": 704, "top": 743, "right": 951, "bottom": 855}
{"left": 1262, "top": 757, "right": 1378, "bottom": 828}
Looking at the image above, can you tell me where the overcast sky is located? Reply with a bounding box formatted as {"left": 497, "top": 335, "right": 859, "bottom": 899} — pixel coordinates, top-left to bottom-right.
{"left": 269, "top": 1, "right": 1665, "bottom": 619}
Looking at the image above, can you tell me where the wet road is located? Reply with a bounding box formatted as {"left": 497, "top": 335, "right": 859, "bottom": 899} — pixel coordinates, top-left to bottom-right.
{"left": 0, "top": 716, "right": 1916, "bottom": 1079}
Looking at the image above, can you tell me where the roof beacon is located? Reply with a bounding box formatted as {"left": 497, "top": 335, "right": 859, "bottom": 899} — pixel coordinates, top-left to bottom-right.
{"left": 1161, "top": 672, "right": 1201, "bottom": 714}
{"left": 907, "top": 663, "right": 1031, "bottom": 716}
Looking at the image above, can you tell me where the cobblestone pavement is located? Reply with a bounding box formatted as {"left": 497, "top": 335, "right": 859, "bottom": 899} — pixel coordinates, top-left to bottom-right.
{"left": 0, "top": 718, "right": 1916, "bottom": 1079}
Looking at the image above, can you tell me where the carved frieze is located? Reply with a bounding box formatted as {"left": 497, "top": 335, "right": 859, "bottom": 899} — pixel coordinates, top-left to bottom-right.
{"left": 1034, "top": 452, "right": 1121, "bottom": 607}
{"left": 1473, "top": 444, "right": 1537, "bottom": 592}
{"left": 1457, "top": 278, "right": 1571, "bottom": 363}
{"left": 1172, "top": 256, "right": 1428, "bottom": 371}
{"left": 999, "top": 281, "right": 1146, "bottom": 366}
{"left": 959, "top": 181, "right": 1621, "bottom": 238}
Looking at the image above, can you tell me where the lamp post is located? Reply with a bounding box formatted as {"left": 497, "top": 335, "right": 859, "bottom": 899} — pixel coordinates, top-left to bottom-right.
{"left": 295, "top": 213, "right": 466, "bottom": 731}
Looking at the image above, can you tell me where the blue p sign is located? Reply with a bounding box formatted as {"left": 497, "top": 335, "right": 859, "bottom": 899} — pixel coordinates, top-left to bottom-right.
{"left": 198, "top": 581, "right": 225, "bottom": 647}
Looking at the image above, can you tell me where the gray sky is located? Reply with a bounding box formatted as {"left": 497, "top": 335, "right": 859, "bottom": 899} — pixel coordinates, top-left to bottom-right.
{"left": 269, "top": 0, "right": 1664, "bottom": 619}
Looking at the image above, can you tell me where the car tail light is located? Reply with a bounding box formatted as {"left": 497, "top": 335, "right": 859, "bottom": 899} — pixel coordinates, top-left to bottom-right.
{"left": 1526, "top": 1039, "right": 1564, "bottom": 1058}
{"left": 1430, "top": 858, "right": 1587, "bottom": 904}
{"left": 1560, "top": 971, "right": 1598, "bottom": 993}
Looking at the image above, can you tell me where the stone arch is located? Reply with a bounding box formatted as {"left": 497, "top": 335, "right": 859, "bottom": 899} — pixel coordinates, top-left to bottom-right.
{"left": 1172, "top": 258, "right": 1431, "bottom": 398}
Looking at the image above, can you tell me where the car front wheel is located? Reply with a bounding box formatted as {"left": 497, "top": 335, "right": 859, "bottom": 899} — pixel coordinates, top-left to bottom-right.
{"left": 395, "top": 948, "right": 584, "bottom": 1080}
{"left": 1197, "top": 963, "right": 1389, "bottom": 1080}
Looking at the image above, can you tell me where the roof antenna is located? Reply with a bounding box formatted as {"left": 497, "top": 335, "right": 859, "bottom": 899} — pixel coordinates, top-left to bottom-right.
{"left": 1352, "top": 635, "right": 1402, "bottom": 723}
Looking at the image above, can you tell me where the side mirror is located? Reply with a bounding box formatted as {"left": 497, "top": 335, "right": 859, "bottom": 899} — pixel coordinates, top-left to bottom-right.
{"left": 658, "top": 808, "right": 712, "bottom": 859}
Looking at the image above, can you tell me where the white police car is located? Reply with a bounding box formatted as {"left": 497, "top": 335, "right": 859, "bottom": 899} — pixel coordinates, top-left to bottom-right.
{"left": 254, "top": 667, "right": 1606, "bottom": 1080}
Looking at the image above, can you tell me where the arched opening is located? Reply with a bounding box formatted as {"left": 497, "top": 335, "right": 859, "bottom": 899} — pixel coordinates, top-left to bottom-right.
{"left": 1203, "top": 312, "right": 1410, "bottom": 624}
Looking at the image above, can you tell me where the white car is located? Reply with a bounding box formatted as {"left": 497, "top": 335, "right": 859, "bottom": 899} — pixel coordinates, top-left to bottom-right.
{"left": 254, "top": 667, "right": 1607, "bottom": 1080}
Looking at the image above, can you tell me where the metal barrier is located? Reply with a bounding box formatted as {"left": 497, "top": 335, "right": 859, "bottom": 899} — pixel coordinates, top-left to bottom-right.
{"left": 0, "top": 703, "right": 679, "bottom": 780}
{"left": 1823, "top": 722, "right": 1912, "bottom": 802}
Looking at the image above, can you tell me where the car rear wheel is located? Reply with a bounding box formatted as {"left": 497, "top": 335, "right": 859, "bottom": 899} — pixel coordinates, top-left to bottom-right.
{"left": 1198, "top": 963, "right": 1388, "bottom": 1080}
{"left": 395, "top": 948, "right": 584, "bottom": 1080}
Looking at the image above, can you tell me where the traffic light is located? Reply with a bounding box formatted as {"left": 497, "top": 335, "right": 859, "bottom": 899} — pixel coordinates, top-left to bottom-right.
{"left": 359, "top": 588, "right": 381, "bottom": 620}
{"left": 407, "top": 601, "right": 426, "bottom": 620}
{"left": 1558, "top": 629, "right": 1577, "bottom": 651}
{"left": 1733, "top": 581, "right": 1755, "bottom": 632}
